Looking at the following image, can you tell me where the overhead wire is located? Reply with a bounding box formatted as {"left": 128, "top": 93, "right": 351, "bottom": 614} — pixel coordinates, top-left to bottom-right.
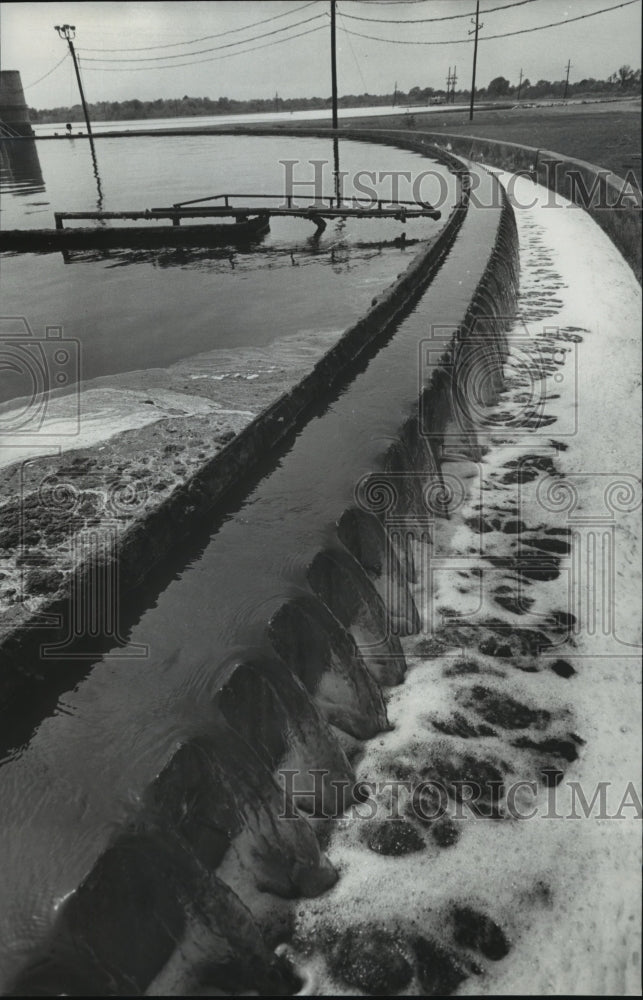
{"left": 78, "top": 23, "right": 328, "bottom": 71}
{"left": 343, "top": 1, "right": 435, "bottom": 5}
{"left": 28, "top": 0, "right": 638, "bottom": 90}
{"left": 78, "top": 12, "right": 327, "bottom": 62}
{"left": 8, "top": 52, "right": 70, "bottom": 90}
{"left": 337, "top": 0, "right": 639, "bottom": 45}
{"left": 338, "top": 0, "right": 542, "bottom": 25}
{"left": 78, "top": 1, "right": 321, "bottom": 52}
{"left": 338, "top": 10, "right": 370, "bottom": 94}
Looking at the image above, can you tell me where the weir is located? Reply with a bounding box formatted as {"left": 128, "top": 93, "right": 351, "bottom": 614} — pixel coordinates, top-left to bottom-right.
{"left": 1, "top": 161, "right": 521, "bottom": 994}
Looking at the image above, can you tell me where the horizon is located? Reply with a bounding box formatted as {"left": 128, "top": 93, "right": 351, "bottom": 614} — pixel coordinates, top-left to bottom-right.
{"left": 1, "top": 1, "right": 641, "bottom": 110}
{"left": 23, "top": 78, "right": 641, "bottom": 115}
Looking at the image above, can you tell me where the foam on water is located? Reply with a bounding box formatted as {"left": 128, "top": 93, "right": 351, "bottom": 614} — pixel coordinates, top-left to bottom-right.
{"left": 280, "top": 170, "right": 641, "bottom": 996}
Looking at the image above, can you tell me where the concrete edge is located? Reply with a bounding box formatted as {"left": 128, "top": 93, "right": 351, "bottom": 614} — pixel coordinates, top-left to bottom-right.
{"left": 226, "top": 123, "right": 641, "bottom": 281}
{"left": 377, "top": 127, "right": 642, "bottom": 282}
{"left": 0, "top": 135, "right": 469, "bottom": 689}
{"left": 0, "top": 163, "right": 522, "bottom": 998}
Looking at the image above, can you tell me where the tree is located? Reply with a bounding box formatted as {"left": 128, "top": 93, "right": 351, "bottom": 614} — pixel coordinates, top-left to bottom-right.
{"left": 487, "top": 76, "right": 510, "bottom": 97}
{"left": 617, "top": 65, "right": 635, "bottom": 88}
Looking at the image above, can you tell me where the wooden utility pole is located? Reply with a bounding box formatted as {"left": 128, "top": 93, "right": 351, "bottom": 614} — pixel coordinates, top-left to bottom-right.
{"left": 54, "top": 24, "right": 94, "bottom": 139}
{"left": 563, "top": 59, "right": 572, "bottom": 100}
{"left": 330, "top": 0, "right": 338, "bottom": 129}
{"left": 516, "top": 67, "right": 523, "bottom": 101}
{"left": 468, "top": 2, "right": 482, "bottom": 121}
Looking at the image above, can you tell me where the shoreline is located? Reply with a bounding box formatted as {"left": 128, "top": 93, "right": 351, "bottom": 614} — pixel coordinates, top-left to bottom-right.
{"left": 16, "top": 96, "right": 639, "bottom": 140}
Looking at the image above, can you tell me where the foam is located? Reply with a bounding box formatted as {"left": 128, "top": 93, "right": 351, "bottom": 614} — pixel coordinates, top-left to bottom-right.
{"left": 284, "top": 170, "right": 641, "bottom": 995}
{"left": 0, "top": 387, "right": 223, "bottom": 471}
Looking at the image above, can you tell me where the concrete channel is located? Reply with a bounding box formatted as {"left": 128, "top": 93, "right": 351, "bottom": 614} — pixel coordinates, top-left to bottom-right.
{"left": 1, "top": 147, "right": 521, "bottom": 994}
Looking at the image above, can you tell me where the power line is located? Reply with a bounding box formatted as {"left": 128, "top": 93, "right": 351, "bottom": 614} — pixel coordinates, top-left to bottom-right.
{"left": 344, "top": 1, "right": 436, "bottom": 5}
{"left": 78, "top": 23, "right": 328, "bottom": 71}
{"left": 78, "top": 1, "right": 321, "bottom": 52}
{"left": 481, "top": 0, "right": 639, "bottom": 41}
{"left": 338, "top": 0, "right": 542, "bottom": 25}
{"left": 338, "top": 11, "right": 370, "bottom": 93}
{"left": 336, "top": 0, "right": 639, "bottom": 46}
{"left": 15, "top": 52, "right": 70, "bottom": 90}
{"left": 79, "top": 13, "right": 327, "bottom": 62}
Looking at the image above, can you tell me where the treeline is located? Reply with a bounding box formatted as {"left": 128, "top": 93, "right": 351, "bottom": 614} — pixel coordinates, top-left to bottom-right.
{"left": 29, "top": 92, "right": 414, "bottom": 122}
{"left": 29, "top": 67, "right": 641, "bottom": 123}
{"left": 481, "top": 64, "right": 641, "bottom": 99}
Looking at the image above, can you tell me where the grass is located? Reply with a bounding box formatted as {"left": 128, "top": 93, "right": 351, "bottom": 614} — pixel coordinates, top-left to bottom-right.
{"left": 342, "top": 99, "right": 642, "bottom": 182}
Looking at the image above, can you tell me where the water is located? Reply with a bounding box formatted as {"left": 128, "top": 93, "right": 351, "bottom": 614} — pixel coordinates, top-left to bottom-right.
{"left": 0, "top": 134, "right": 455, "bottom": 406}
{"left": 0, "top": 132, "right": 470, "bottom": 986}
{"left": 0, "top": 159, "right": 506, "bottom": 987}
{"left": 29, "top": 103, "right": 470, "bottom": 137}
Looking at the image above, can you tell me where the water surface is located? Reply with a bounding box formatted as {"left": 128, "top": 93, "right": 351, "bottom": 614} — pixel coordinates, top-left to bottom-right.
{"left": 1, "top": 134, "right": 454, "bottom": 405}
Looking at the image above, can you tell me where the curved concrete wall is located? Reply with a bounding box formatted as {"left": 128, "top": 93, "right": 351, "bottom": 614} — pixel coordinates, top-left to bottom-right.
{"left": 380, "top": 127, "right": 642, "bottom": 283}
{"left": 0, "top": 143, "right": 469, "bottom": 686}
{"left": 216, "top": 122, "right": 641, "bottom": 283}
{"left": 238, "top": 123, "right": 641, "bottom": 282}
{"left": 5, "top": 154, "right": 524, "bottom": 995}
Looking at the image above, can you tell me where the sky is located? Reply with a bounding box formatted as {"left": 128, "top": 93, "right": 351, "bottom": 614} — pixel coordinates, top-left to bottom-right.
{"left": 1, "top": 0, "right": 641, "bottom": 109}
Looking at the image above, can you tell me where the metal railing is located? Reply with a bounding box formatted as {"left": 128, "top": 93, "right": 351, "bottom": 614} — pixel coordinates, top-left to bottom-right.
{"left": 171, "top": 192, "right": 438, "bottom": 212}
{"left": 52, "top": 192, "right": 441, "bottom": 229}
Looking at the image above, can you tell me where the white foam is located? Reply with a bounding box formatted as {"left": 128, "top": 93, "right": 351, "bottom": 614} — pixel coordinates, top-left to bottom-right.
{"left": 0, "top": 387, "right": 220, "bottom": 471}
{"left": 284, "top": 170, "right": 642, "bottom": 995}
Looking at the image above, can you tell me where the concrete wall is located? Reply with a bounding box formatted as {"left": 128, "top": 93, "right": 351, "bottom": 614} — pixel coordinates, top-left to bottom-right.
{"left": 0, "top": 142, "right": 469, "bottom": 686}
{"left": 6, "top": 155, "right": 523, "bottom": 998}
{"left": 0, "top": 71, "right": 34, "bottom": 137}
{"left": 399, "top": 129, "right": 641, "bottom": 283}
{"left": 225, "top": 123, "right": 641, "bottom": 282}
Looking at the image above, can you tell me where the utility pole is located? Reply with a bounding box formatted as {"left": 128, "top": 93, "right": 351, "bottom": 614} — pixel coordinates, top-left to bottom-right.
{"left": 516, "top": 67, "right": 523, "bottom": 101}
{"left": 330, "top": 0, "right": 338, "bottom": 129}
{"left": 563, "top": 59, "right": 572, "bottom": 101}
{"left": 446, "top": 67, "right": 458, "bottom": 103}
{"left": 55, "top": 24, "right": 94, "bottom": 139}
{"left": 468, "top": 2, "right": 482, "bottom": 122}
{"left": 55, "top": 23, "right": 103, "bottom": 210}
